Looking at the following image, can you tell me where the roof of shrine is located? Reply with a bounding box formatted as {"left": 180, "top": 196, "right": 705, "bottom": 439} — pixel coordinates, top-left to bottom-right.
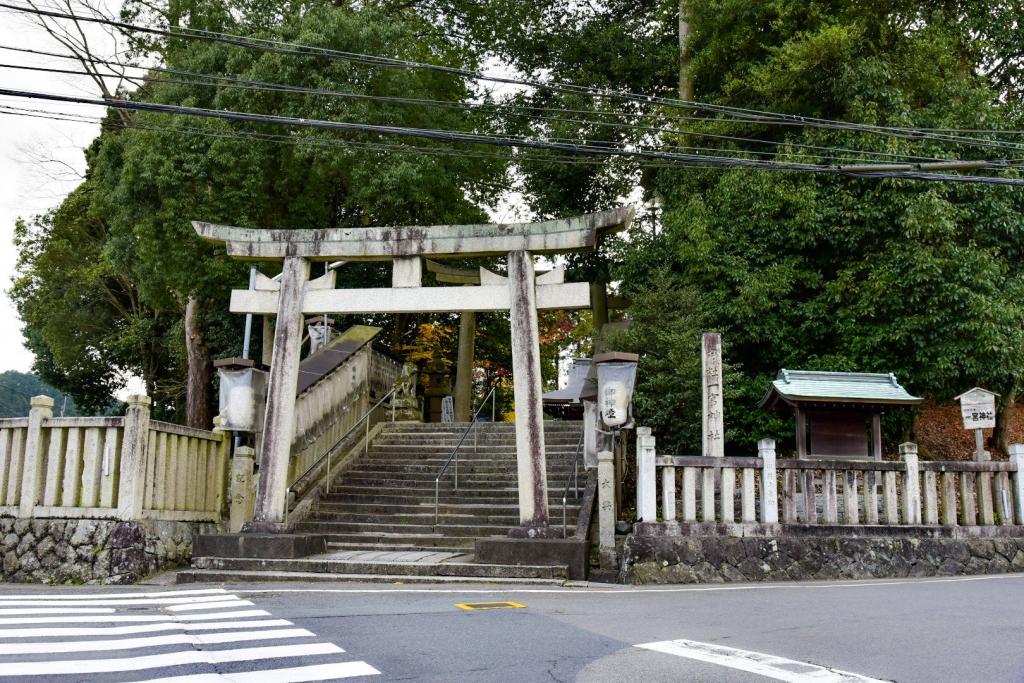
{"left": 760, "top": 370, "right": 922, "bottom": 411}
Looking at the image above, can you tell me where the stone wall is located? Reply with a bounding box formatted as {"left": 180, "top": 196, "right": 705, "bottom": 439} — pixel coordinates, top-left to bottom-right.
{"left": 1, "top": 517, "right": 220, "bottom": 584}
{"left": 622, "top": 532, "right": 1024, "bottom": 584}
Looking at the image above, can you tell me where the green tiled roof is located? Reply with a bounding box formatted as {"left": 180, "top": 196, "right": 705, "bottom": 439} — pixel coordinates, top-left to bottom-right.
{"left": 761, "top": 370, "right": 922, "bottom": 407}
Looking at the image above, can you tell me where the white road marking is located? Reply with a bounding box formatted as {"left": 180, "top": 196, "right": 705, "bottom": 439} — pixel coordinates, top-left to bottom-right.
{"left": 635, "top": 639, "right": 885, "bottom": 682}
{"left": 0, "top": 619, "right": 294, "bottom": 638}
{"left": 0, "top": 607, "right": 115, "bottom": 615}
{"left": 0, "top": 609, "right": 271, "bottom": 625}
{"left": 0, "top": 589, "right": 227, "bottom": 600}
{"left": 229, "top": 572, "right": 1024, "bottom": 595}
{"left": 0, "top": 627, "right": 315, "bottom": 654}
{"left": 2, "top": 642, "right": 345, "bottom": 676}
{"left": 0, "top": 592, "right": 381, "bottom": 681}
{"left": 0, "top": 595, "right": 251, "bottom": 607}
{"left": 132, "top": 661, "right": 382, "bottom": 682}
{"left": 166, "top": 600, "right": 254, "bottom": 611}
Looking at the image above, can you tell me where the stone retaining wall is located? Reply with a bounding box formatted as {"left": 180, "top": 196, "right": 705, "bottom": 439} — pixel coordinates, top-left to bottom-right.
{"left": 1, "top": 517, "right": 220, "bottom": 584}
{"left": 622, "top": 533, "right": 1024, "bottom": 584}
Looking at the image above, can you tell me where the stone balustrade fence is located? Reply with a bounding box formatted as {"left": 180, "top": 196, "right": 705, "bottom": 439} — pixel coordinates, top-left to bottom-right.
{"left": 635, "top": 428, "right": 1024, "bottom": 531}
{"left": 0, "top": 395, "right": 229, "bottom": 523}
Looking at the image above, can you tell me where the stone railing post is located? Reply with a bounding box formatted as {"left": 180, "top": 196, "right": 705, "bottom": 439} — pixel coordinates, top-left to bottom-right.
{"left": 900, "top": 442, "right": 921, "bottom": 525}
{"left": 597, "top": 450, "right": 616, "bottom": 569}
{"left": 758, "top": 438, "right": 779, "bottom": 524}
{"left": 117, "top": 395, "right": 152, "bottom": 520}
{"left": 230, "top": 446, "right": 256, "bottom": 532}
{"left": 18, "top": 395, "right": 54, "bottom": 517}
{"left": 1009, "top": 444, "right": 1024, "bottom": 525}
{"left": 636, "top": 427, "right": 657, "bottom": 523}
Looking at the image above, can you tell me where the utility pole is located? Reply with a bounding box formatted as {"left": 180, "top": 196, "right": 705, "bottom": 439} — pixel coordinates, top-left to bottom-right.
{"left": 679, "top": 1, "right": 693, "bottom": 101}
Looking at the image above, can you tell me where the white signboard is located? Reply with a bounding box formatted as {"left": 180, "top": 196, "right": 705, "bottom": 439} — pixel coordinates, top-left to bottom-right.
{"left": 957, "top": 388, "right": 996, "bottom": 430}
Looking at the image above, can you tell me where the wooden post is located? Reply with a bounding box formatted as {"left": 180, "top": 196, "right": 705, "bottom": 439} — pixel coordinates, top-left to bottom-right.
{"left": 597, "top": 450, "right": 616, "bottom": 568}
{"left": 922, "top": 471, "right": 938, "bottom": 525}
{"left": 663, "top": 466, "right": 677, "bottom": 523}
{"left": 591, "top": 282, "right": 609, "bottom": 352}
{"left": 636, "top": 428, "right": 657, "bottom": 522}
{"left": 783, "top": 470, "right": 798, "bottom": 523}
{"left": 18, "top": 395, "right": 54, "bottom": 517}
{"left": 262, "top": 316, "right": 274, "bottom": 366}
{"left": 248, "top": 255, "right": 309, "bottom": 532}
{"left": 701, "top": 468, "right": 716, "bottom": 522}
{"left": 741, "top": 467, "right": 756, "bottom": 523}
{"left": 720, "top": 465, "right": 735, "bottom": 523}
{"left": 843, "top": 470, "right": 859, "bottom": 525}
{"left": 117, "top": 395, "right": 151, "bottom": 520}
{"left": 802, "top": 470, "right": 817, "bottom": 523}
{"left": 507, "top": 250, "right": 549, "bottom": 528}
{"left": 822, "top": 469, "right": 838, "bottom": 524}
{"left": 899, "top": 442, "right": 921, "bottom": 525}
{"left": 682, "top": 467, "right": 697, "bottom": 522}
{"left": 230, "top": 446, "right": 256, "bottom": 532}
{"left": 453, "top": 310, "right": 477, "bottom": 422}
{"left": 864, "top": 471, "right": 879, "bottom": 524}
{"left": 883, "top": 471, "right": 899, "bottom": 524}
{"left": 759, "top": 439, "right": 779, "bottom": 524}
{"left": 795, "top": 408, "right": 808, "bottom": 459}
{"left": 871, "top": 413, "right": 883, "bottom": 461}
{"left": 1009, "top": 445, "right": 1024, "bottom": 526}
{"left": 978, "top": 471, "right": 995, "bottom": 525}
{"left": 941, "top": 471, "right": 958, "bottom": 526}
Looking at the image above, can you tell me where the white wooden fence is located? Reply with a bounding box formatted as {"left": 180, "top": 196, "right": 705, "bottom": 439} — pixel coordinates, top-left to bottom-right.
{"left": 0, "top": 395, "right": 229, "bottom": 523}
{"left": 636, "top": 429, "right": 1024, "bottom": 529}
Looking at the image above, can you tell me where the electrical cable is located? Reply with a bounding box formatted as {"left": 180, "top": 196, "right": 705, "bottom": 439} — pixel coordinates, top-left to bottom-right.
{"left": 2, "top": 1, "right": 1023, "bottom": 154}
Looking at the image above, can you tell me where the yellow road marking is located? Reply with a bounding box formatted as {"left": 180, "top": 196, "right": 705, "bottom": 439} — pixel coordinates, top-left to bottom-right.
{"left": 454, "top": 601, "right": 526, "bottom": 611}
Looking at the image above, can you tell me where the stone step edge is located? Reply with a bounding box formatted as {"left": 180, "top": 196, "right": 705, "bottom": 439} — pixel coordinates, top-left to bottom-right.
{"left": 176, "top": 569, "right": 566, "bottom": 586}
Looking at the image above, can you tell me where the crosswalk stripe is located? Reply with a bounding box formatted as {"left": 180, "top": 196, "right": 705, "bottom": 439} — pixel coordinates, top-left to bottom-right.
{"left": 0, "top": 627, "right": 316, "bottom": 654}
{"left": 0, "top": 595, "right": 253, "bottom": 608}
{"left": 0, "top": 609, "right": 271, "bottom": 625}
{"left": 132, "top": 661, "right": 382, "bottom": 682}
{"left": 166, "top": 600, "right": 254, "bottom": 612}
{"left": 2, "top": 642, "right": 345, "bottom": 676}
{"left": 0, "top": 607, "right": 115, "bottom": 615}
{"left": 0, "top": 589, "right": 227, "bottom": 601}
{"left": 0, "top": 618, "right": 294, "bottom": 638}
{"left": 635, "top": 639, "right": 885, "bottom": 682}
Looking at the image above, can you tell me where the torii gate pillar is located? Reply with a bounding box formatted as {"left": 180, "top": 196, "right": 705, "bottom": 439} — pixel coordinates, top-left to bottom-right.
{"left": 507, "top": 251, "right": 549, "bottom": 528}
{"left": 248, "top": 256, "right": 308, "bottom": 531}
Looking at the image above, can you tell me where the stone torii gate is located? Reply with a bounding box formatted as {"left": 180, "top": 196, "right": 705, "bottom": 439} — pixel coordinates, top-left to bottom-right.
{"left": 195, "top": 206, "right": 634, "bottom": 535}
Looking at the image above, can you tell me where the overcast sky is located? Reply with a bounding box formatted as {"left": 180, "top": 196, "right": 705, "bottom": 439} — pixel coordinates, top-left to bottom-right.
{"left": 0, "top": 4, "right": 121, "bottom": 374}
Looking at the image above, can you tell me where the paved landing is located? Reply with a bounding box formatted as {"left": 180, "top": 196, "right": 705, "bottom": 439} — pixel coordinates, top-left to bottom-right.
{"left": 319, "top": 550, "right": 470, "bottom": 563}
{"left": 0, "top": 587, "right": 380, "bottom": 682}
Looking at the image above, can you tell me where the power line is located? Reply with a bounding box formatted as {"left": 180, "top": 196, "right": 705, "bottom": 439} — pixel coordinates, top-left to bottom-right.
{"left": 0, "top": 45, "right": 960, "bottom": 165}
{"left": 1, "top": 86, "right": 1021, "bottom": 185}
{"left": 3, "top": 0, "right": 1023, "bottom": 154}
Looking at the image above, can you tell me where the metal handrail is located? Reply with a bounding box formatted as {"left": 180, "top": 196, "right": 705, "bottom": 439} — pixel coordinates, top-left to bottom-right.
{"left": 434, "top": 386, "right": 498, "bottom": 524}
{"left": 287, "top": 388, "right": 396, "bottom": 508}
{"left": 562, "top": 428, "right": 586, "bottom": 536}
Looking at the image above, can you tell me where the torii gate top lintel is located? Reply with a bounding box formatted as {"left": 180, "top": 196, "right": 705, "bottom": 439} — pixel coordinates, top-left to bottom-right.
{"left": 192, "top": 206, "right": 634, "bottom": 261}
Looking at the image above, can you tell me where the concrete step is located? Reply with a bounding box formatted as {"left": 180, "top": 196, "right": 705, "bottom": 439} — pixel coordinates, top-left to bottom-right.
{"left": 320, "top": 492, "right": 577, "bottom": 506}
{"left": 309, "top": 532, "right": 477, "bottom": 548}
{"left": 189, "top": 556, "right": 568, "bottom": 580}
{"left": 306, "top": 511, "right": 578, "bottom": 526}
{"left": 177, "top": 568, "right": 566, "bottom": 586}
{"left": 294, "top": 521, "right": 512, "bottom": 536}
{"left": 326, "top": 542, "right": 471, "bottom": 553}
{"left": 314, "top": 501, "right": 580, "bottom": 515}
{"left": 336, "top": 475, "right": 578, "bottom": 488}
{"left": 382, "top": 422, "right": 581, "bottom": 432}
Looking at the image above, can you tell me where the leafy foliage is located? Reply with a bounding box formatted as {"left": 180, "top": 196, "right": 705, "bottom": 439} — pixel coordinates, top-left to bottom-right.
{"left": 0, "top": 371, "right": 78, "bottom": 419}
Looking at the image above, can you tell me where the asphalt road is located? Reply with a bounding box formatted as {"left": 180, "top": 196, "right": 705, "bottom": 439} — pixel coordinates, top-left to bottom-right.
{"left": 0, "top": 573, "right": 1022, "bottom": 682}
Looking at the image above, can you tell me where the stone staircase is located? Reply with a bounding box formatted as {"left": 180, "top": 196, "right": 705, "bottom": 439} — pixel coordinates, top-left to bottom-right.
{"left": 180, "top": 421, "right": 585, "bottom": 584}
